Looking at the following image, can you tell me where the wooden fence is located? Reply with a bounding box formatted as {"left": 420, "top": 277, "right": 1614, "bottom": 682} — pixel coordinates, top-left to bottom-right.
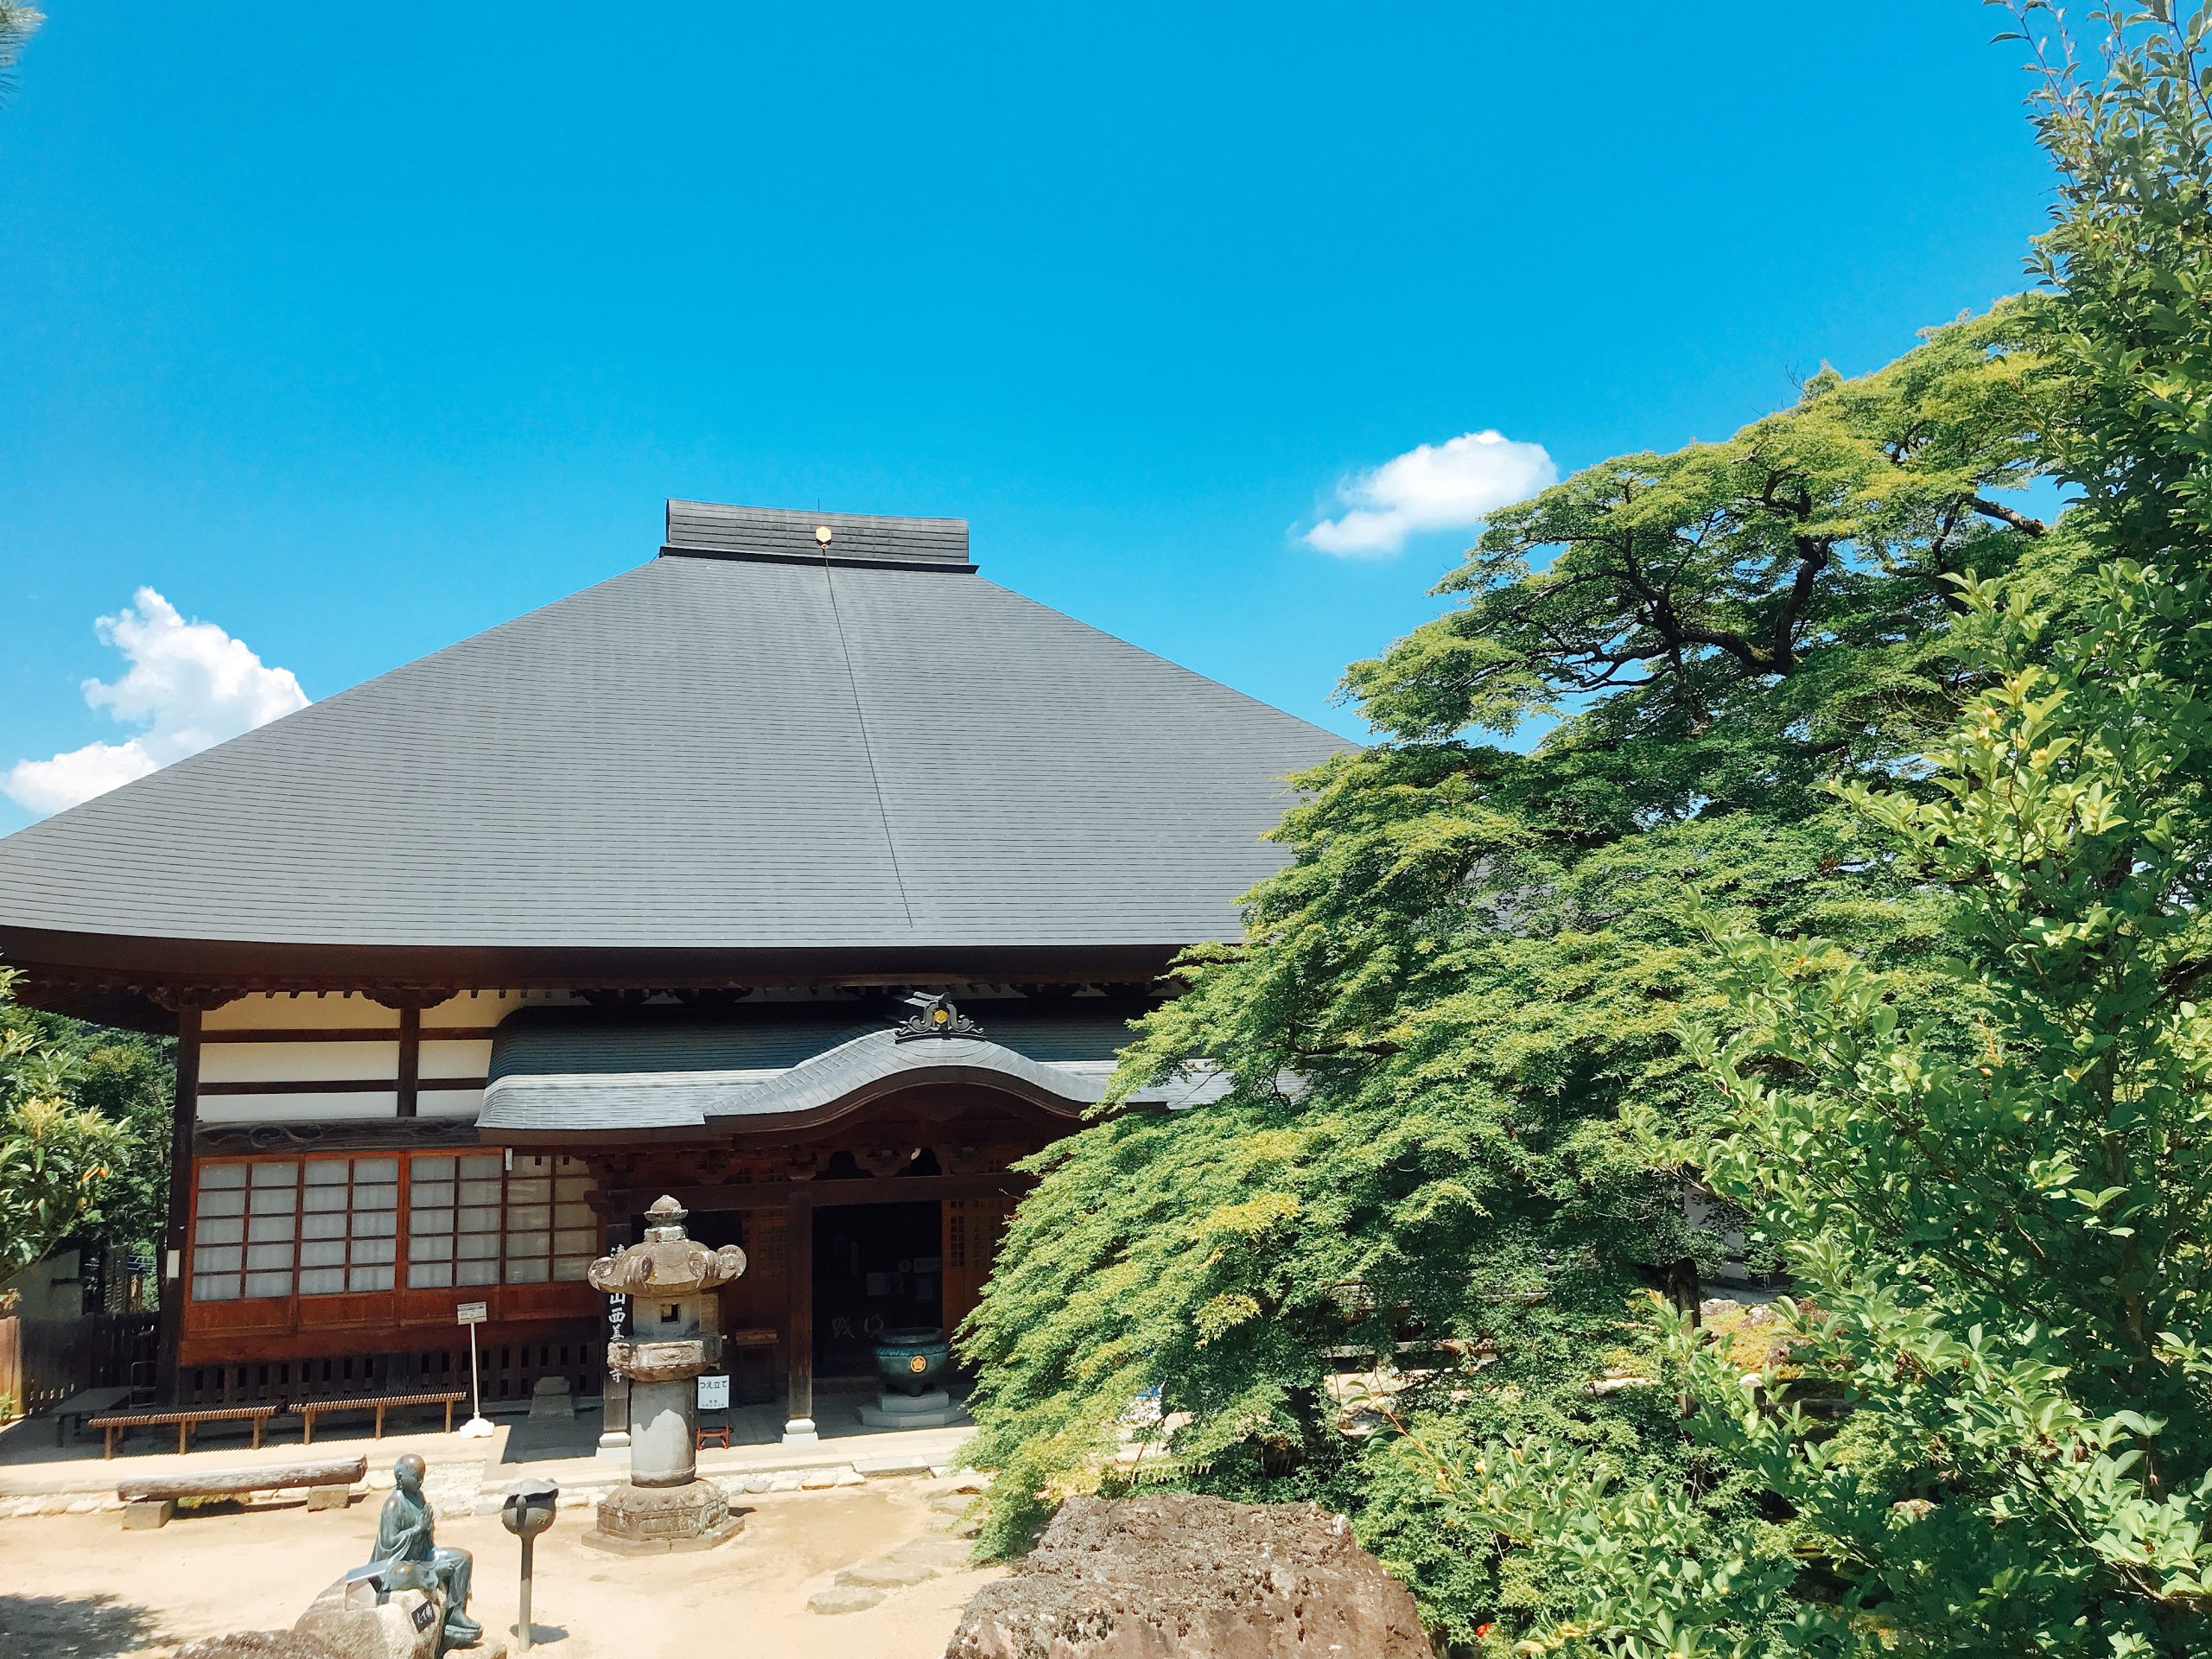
{"left": 0, "top": 1312, "right": 159, "bottom": 1416}
{"left": 0, "top": 1316, "right": 18, "bottom": 1416}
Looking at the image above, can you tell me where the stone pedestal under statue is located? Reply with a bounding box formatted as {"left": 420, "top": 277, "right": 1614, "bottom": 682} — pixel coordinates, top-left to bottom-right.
{"left": 582, "top": 1196, "right": 747, "bottom": 1554}
{"left": 857, "top": 1388, "right": 964, "bottom": 1429}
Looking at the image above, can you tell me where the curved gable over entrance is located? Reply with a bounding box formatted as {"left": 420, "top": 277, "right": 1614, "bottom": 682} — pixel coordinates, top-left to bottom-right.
{"left": 477, "top": 999, "right": 1230, "bottom": 1141}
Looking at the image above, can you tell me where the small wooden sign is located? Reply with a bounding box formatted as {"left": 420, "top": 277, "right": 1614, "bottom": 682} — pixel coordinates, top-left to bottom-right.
{"left": 456, "top": 1300, "right": 488, "bottom": 1325}
{"left": 696, "top": 1374, "right": 730, "bottom": 1410}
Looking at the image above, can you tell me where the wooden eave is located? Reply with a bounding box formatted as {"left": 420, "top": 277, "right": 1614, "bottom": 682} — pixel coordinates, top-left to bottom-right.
{"left": 1, "top": 925, "right": 1184, "bottom": 1032}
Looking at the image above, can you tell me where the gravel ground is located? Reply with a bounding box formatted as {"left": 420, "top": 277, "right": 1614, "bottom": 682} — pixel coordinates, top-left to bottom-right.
{"left": 0, "top": 1478, "right": 999, "bottom": 1659}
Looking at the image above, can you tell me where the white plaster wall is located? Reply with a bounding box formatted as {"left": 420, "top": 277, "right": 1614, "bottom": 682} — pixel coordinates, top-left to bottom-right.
{"left": 420, "top": 1039, "right": 492, "bottom": 1078}
{"left": 203, "top": 993, "right": 400, "bottom": 1033}
{"left": 200, "top": 1042, "right": 403, "bottom": 1084}
{"left": 188, "top": 989, "right": 535, "bottom": 1130}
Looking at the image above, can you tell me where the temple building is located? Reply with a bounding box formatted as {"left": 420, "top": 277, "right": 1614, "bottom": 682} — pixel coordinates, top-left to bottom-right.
{"left": 0, "top": 502, "right": 1343, "bottom": 1441}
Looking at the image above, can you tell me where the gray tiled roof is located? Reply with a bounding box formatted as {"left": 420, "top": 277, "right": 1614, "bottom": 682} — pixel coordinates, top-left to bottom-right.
{"left": 0, "top": 505, "right": 1348, "bottom": 953}
{"left": 478, "top": 1001, "right": 1231, "bottom": 1133}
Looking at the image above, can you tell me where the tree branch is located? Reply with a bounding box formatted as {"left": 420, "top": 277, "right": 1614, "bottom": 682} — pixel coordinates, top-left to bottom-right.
{"left": 1966, "top": 497, "right": 2047, "bottom": 537}
{"left": 1769, "top": 537, "right": 1833, "bottom": 671}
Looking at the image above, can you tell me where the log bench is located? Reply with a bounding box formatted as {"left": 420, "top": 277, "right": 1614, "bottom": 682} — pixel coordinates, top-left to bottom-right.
{"left": 117, "top": 1454, "right": 368, "bottom": 1529}
{"left": 293, "top": 1389, "right": 466, "bottom": 1444}
{"left": 87, "top": 1403, "right": 279, "bottom": 1459}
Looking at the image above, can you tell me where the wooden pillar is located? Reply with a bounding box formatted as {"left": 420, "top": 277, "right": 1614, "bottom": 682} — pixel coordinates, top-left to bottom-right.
{"left": 396, "top": 1006, "right": 421, "bottom": 1118}
{"left": 153, "top": 1007, "right": 203, "bottom": 1405}
{"left": 783, "top": 1185, "right": 816, "bottom": 1443}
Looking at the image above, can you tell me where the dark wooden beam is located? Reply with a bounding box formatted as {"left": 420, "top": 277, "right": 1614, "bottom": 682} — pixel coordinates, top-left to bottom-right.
{"left": 0, "top": 925, "right": 1185, "bottom": 995}
{"left": 196, "top": 1076, "right": 487, "bottom": 1096}
{"left": 397, "top": 1007, "right": 421, "bottom": 1119}
{"left": 610, "top": 1172, "right": 1034, "bottom": 1215}
{"left": 200, "top": 1026, "right": 501, "bottom": 1044}
{"left": 194, "top": 1119, "right": 482, "bottom": 1155}
{"left": 785, "top": 1185, "right": 814, "bottom": 1437}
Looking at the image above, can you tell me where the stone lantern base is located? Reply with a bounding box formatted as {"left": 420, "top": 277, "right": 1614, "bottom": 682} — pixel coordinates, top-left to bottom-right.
{"left": 582, "top": 1479, "right": 743, "bottom": 1555}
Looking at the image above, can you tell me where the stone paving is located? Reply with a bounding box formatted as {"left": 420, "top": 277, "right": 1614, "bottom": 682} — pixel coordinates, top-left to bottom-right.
{"left": 807, "top": 1481, "right": 988, "bottom": 1616}
{"left": 0, "top": 1394, "right": 976, "bottom": 1521}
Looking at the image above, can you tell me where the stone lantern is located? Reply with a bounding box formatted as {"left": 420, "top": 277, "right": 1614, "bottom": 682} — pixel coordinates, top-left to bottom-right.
{"left": 582, "top": 1195, "right": 747, "bottom": 1553}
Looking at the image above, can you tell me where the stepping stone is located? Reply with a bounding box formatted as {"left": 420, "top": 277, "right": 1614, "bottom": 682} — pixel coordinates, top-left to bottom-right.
{"left": 890, "top": 1535, "right": 975, "bottom": 1569}
{"left": 799, "top": 1469, "right": 839, "bottom": 1490}
{"left": 855, "top": 1455, "right": 935, "bottom": 1479}
{"left": 836, "top": 1559, "right": 938, "bottom": 1589}
{"left": 808, "top": 1586, "right": 886, "bottom": 1616}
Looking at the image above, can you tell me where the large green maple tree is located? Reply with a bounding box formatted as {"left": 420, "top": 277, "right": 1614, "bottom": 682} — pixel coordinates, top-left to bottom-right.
{"left": 1417, "top": 7, "right": 2212, "bottom": 1654}
{"left": 962, "top": 289, "right": 2065, "bottom": 1638}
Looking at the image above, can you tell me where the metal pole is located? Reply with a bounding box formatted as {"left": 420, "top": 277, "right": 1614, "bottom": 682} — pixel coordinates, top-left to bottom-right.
{"left": 469, "top": 1322, "right": 481, "bottom": 1422}
{"left": 517, "top": 1533, "right": 535, "bottom": 1652}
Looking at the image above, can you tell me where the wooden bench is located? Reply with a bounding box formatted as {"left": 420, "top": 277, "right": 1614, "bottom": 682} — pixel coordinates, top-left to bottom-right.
{"left": 117, "top": 1455, "right": 367, "bottom": 1529}
{"left": 87, "top": 1403, "right": 278, "bottom": 1459}
{"left": 293, "top": 1389, "right": 466, "bottom": 1444}
{"left": 50, "top": 1385, "right": 137, "bottom": 1446}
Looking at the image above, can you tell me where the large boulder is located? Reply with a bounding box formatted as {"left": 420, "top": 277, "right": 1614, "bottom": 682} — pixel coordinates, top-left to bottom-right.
{"left": 170, "top": 1576, "right": 446, "bottom": 1659}
{"left": 945, "top": 1493, "right": 1433, "bottom": 1659}
{"left": 289, "top": 1573, "right": 446, "bottom": 1659}
{"left": 173, "top": 1637, "right": 349, "bottom": 1659}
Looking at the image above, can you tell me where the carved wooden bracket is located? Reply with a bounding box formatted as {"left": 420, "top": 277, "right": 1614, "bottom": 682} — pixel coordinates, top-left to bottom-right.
{"left": 366, "top": 987, "right": 457, "bottom": 1011}
{"left": 149, "top": 986, "right": 244, "bottom": 1014}
{"left": 858, "top": 1146, "right": 912, "bottom": 1178}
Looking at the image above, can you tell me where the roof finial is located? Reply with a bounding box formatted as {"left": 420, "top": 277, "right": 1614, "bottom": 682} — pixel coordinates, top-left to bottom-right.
{"left": 894, "top": 992, "right": 982, "bottom": 1042}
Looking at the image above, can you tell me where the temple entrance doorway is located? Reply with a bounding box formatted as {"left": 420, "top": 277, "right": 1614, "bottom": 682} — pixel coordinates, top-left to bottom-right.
{"left": 812, "top": 1201, "right": 943, "bottom": 1378}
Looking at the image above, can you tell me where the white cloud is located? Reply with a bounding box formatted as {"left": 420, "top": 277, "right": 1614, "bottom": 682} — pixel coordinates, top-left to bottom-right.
{"left": 1305, "top": 429, "right": 1556, "bottom": 557}
{"left": 5, "top": 588, "right": 309, "bottom": 817}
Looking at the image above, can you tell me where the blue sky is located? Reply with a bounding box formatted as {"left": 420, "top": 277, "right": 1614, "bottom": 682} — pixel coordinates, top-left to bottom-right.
{"left": 0, "top": 4, "right": 2056, "bottom": 832}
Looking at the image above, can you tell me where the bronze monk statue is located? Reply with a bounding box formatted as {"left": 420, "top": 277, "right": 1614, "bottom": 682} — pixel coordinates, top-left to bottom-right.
{"left": 369, "top": 1452, "right": 482, "bottom": 1649}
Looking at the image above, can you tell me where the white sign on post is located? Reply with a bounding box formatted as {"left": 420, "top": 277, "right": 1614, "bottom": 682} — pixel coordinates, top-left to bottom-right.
{"left": 456, "top": 1300, "right": 494, "bottom": 1438}
{"left": 696, "top": 1374, "right": 730, "bottom": 1411}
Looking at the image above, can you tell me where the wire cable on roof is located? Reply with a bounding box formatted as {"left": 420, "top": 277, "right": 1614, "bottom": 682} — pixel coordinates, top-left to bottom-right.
{"left": 816, "top": 526, "right": 916, "bottom": 927}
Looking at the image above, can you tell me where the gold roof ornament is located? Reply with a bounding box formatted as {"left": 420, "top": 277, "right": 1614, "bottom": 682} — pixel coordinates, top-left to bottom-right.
{"left": 893, "top": 992, "right": 982, "bottom": 1042}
